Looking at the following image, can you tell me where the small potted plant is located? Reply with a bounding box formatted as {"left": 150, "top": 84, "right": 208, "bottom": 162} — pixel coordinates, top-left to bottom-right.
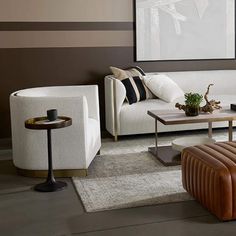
{"left": 184, "top": 92, "right": 203, "bottom": 116}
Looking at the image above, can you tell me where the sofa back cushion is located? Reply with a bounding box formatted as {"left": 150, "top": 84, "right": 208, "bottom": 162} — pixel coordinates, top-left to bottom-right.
{"left": 153, "top": 70, "right": 236, "bottom": 95}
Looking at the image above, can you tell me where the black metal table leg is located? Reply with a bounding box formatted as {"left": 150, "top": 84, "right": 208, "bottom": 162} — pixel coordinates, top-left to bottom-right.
{"left": 34, "top": 129, "right": 67, "bottom": 192}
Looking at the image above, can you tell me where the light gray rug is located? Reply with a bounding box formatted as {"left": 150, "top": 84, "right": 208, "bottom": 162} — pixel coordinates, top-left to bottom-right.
{"left": 73, "top": 131, "right": 229, "bottom": 212}
{"left": 72, "top": 152, "right": 192, "bottom": 212}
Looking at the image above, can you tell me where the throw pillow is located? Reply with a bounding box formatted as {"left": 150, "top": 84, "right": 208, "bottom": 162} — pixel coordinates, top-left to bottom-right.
{"left": 110, "top": 66, "right": 154, "bottom": 104}
{"left": 110, "top": 66, "right": 145, "bottom": 80}
{"left": 144, "top": 74, "right": 184, "bottom": 103}
{"left": 125, "top": 66, "right": 146, "bottom": 76}
{"left": 120, "top": 76, "right": 149, "bottom": 104}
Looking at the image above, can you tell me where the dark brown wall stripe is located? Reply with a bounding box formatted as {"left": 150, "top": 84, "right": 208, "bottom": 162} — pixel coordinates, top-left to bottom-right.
{"left": 0, "top": 22, "right": 134, "bottom": 31}
{"left": 1, "top": 46, "right": 236, "bottom": 138}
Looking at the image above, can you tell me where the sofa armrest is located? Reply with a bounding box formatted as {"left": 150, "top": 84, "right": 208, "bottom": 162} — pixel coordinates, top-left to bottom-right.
{"left": 104, "top": 75, "right": 126, "bottom": 136}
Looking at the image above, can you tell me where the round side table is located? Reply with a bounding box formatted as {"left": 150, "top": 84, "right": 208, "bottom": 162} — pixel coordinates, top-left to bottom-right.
{"left": 25, "top": 116, "right": 72, "bottom": 192}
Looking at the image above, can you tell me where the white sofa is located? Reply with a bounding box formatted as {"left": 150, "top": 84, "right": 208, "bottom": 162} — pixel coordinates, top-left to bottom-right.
{"left": 10, "top": 85, "right": 101, "bottom": 177}
{"left": 105, "top": 70, "right": 236, "bottom": 140}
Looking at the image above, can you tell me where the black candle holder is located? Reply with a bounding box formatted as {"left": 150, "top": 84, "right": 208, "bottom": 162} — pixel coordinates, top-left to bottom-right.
{"left": 47, "top": 109, "right": 58, "bottom": 121}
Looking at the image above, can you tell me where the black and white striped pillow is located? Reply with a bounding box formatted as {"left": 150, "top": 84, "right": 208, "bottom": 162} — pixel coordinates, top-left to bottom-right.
{"left": 110, "top": 66, "right": 154, "bottom": 104}
{"left": 121, "top": 76, "right": 150, "bottom": 104}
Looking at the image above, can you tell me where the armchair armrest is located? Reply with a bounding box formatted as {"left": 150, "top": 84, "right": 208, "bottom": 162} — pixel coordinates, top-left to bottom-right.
{"left": 12, "top": 85, "right": 100, "bottom": 122}
{"left": 70, "top": 85, "right": 100, "bottom": 122}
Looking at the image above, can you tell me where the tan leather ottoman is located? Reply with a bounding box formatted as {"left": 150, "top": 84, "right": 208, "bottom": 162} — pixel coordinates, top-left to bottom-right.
{"left": 182, "top": 141, "right": 236, "bottom": 221}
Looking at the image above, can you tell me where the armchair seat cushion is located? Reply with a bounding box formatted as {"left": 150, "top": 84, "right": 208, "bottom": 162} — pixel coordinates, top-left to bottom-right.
{"left": 120, "top": 98, "right": 184, "bottom": 135}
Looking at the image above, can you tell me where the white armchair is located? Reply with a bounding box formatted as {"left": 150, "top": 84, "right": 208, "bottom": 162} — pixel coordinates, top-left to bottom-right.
{"left": 10, "top": 85, "right": 101, "bottom": 177}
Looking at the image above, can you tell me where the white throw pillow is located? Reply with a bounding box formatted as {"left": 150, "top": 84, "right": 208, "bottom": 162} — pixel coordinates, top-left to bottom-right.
{"left": 144, "top": 74, "right": 184, "bottom": 103}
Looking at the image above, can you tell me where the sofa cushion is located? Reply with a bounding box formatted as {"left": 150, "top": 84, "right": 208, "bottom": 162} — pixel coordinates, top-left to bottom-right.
{"left": 119, "top": 95, "right": 236, "bottom": 135}
{"left": 144, "top": 74, "right": 184, "bottom": 102}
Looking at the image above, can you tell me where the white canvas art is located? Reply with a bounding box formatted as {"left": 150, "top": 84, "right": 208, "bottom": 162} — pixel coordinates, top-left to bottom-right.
{"left": 136, "top": 0, "right": 235, "bottom": 61}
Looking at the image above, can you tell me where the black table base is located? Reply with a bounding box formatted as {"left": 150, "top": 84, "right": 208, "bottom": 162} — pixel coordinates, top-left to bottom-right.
{"left": 25, "top": 116, "right": 72, "bottom": 193}
{"left": 148, "top": 146, "right": 181, "bottom": 166}
{"left": 34, "top": 129, "right": 67, "bottom": 192}
{"left": 34, "top": 180, "right": 67, "bottom": 192}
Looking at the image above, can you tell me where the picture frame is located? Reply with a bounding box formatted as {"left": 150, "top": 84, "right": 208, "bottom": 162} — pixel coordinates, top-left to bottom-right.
{"left": 135, "top": 0, "right": 235, "bottom": 61}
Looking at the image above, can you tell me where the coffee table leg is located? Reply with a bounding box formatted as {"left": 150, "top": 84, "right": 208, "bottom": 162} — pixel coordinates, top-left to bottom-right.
{"left": 34, "top": 129, "right": 67, "bottom": 192}
{"left": 148, "top": 118, "right": 180, "bottom": 166}
{"left": 229, "top": 120, "right": 233, "bottom": 142}
{"left": 155, "top": 118, "right": 158, "bottom": 156}
{"left": 208, "top": 122, "right": 213, "bottom": 138}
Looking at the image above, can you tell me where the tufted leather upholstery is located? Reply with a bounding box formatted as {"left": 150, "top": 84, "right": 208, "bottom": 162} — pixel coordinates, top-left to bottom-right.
{"left": 182, "top": 142, "right": 236, "bottom": 221}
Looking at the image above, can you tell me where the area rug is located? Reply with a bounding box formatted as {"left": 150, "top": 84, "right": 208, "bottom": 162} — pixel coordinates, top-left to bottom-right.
{"left": 72, "top": 151, "right": 193, "bottom": 212}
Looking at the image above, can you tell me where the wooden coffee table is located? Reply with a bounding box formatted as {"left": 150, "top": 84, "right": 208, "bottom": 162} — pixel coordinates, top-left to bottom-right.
{"left": 147, "top": 109, "right": 236, "bottom": 166}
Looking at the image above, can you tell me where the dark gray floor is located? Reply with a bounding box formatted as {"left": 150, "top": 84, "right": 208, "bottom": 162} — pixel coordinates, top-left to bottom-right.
{"left": 0, "top": 150, "right": 236, "bottom": 236}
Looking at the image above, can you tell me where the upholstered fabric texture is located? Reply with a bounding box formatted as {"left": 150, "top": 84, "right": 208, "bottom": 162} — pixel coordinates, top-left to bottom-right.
{"left": 10, "top": 85, "right": 101, "bottom": 170}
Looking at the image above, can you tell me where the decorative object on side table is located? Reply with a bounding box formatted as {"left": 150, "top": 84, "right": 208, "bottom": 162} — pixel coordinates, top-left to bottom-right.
{"left": 25, "top": 110, "right": 72, "bottom": 192}
{"left": 47, "top": 109, "right": 58, "bottom": 121}
{"left": 175, "top": 84, "right": 222, "bottom": 116}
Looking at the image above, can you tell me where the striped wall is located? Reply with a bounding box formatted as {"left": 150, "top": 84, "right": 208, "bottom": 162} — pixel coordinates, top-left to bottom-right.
{"left": 0, "top": 0, "right": 236, "bottom": 138}
{"left": 0, "top": 0, "right": 133, "bottom": 22}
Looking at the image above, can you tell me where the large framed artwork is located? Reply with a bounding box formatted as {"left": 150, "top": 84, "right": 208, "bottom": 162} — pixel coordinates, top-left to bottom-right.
{"left": 135, "top": 0, "right": 235, "bottom": 61}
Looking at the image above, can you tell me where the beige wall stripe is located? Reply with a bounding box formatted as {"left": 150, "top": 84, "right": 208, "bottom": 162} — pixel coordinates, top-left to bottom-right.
{"left": 0, "top": 31, "right": 133, "bottom": 48}
{"left": 0, "top": 0, "right": 133, "bottom": 22}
